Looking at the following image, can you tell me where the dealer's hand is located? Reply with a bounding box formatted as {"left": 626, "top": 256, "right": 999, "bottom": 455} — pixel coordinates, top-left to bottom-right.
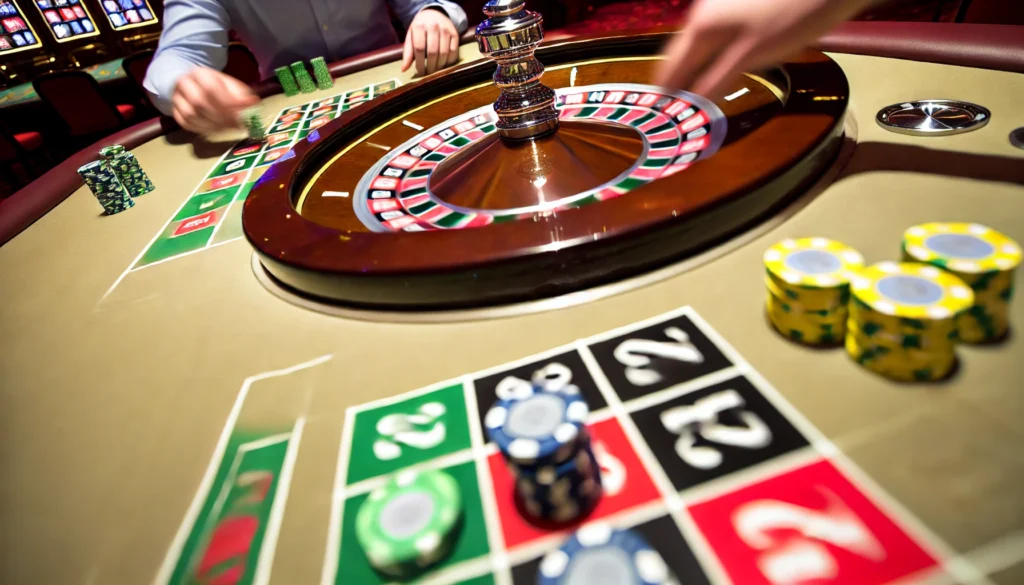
{"left": 172, "top": 67, "right": 259, "bottom": 134}
{"left": 401, "top": 8, "right": 461, "bottom": 77}
{"left": 654, "top": 0, "right": 875, "bottom": 99}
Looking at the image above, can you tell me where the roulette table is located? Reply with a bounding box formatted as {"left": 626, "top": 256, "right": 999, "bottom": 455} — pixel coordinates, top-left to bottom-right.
{"left": 2, "top": 7, "right": 1024, "bottom": 585}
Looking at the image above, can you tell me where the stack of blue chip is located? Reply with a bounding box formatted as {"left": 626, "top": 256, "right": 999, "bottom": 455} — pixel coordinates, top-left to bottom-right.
{"left": 537, "top": 523, "right": 675, "bottom": 585}
{"left": 484, "top": 382, "right": 602, "bottom": 524}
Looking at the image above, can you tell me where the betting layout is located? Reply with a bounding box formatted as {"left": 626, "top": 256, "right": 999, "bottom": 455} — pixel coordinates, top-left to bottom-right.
{"left": 128, "top": 79, "right": 399, "bottom": 270}
{"left": 318, "top": 306, "right": 951, "bottom": 585}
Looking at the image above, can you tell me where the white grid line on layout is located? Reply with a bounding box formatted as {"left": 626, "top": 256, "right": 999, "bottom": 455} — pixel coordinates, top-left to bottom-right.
{"left": 620, "top": 365, "right": 743, "bottom": 415}
{"left": 504, "top": 498, "right": 672, "bottom": 568}
{"left": 462, "top": 375, "right": 513, "bottom": 585}
{"left": 575, "top": 341, "right": 735, "bottom": 585}
{"left": 343, "top": 449, "right": 477, "bottom": 498}
{"left": 320, "top": 405, "right": 356, "bottom": 585}
{"left": 152, "top": 353, "right": 332, "bottom": 585}
{"left": 254, "top": 417, "right": 306, "bottom": 585}
{"left": 117, "top": 235, "right": 244, "bottom": 275}
{"left": 350, "top": 376, "right": 468, "bottom": 413}
{"left": 677, "top": 445, "right": 823, "bottom": 507}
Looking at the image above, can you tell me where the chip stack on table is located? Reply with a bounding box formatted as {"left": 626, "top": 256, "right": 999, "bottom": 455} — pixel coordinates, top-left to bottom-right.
{"left": 355, "top": 468, "right": 463, "bottom": 579}
{"left": 99, "top": 144, "right": 154, "bottom": 197}
{"left": 240, "top": 107, "right": 266, "bottom": 142}
{"left": 485, "top": 378, "right": 601, "bottom": 524}
{"left": 902, "top": 222, "right": 1021, "bottom": 343}
{"left": 275, "top": 65, "right": 300, "bottom": 97}
{"left": 537, "top": 523, "right": 676, "bottom": 585}
{"left": 763, "top": 238, "right": 865, "bottom": 346}
{"left": 290, "top": 61, "right": 316, "bottom": 94}
{"left": 78, "top": 160, "right": 134, "bottom": 215}
{"left": 311, "top": 56, "right": 334, "bottom": 90}
{"left": 847, "top": 262, "right": 975, "bottom": 382}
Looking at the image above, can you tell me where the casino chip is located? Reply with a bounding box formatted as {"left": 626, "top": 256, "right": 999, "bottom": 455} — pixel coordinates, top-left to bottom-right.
{"left": 764, "top": 237, "right": 865, "bottom": 289}
{"left": 763, "top": 238, "right": 865, "bottom": 345}
{"left": 851, "top": 262, "right": 974, "bottom": 320}
{"left": 355, "top": 468, "right": 463, "bottom": 578}
{"left": 902, "top": 222, "right": 1022, "bottom": 274}
{"left": 78, "top": 159, "right": 134, "bottom": 215}
{"left": 847, "top": 262, "right": 974, "bottom": 382}
{"left": 902, "top": 222, "right": 1020, "bottom": 342}
{"left": 514, "top": 445, "right": 603, "bottom": 523}
{"left": 485, "top": 383, "right": 589, "bottom": 466}
{"left": 241, "top": 107, "right": 267, "bottom": 142}
{"left": 537, "top": 523, "right": 675, "bottom": 585}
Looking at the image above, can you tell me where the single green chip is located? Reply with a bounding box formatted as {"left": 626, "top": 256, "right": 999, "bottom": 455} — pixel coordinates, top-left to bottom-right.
{"left": 355, "top": 469, "right": 462, "bottom": 575}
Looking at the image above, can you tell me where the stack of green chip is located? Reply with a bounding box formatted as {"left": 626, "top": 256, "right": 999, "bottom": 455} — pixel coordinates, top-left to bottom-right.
{"left": 355, "top": 469, "right": 463, "bottom": 579}
{"left": 240, "top": 107, "right": 266, "bottom": 141}
{"left": 275, "top": 66, "right": 300, "bottom": 97}
{"left": 78, "top": 160, "right": 134, "bottom": 215}
{"left": 290, "top": 61, "right": 316, "bottom": 94}
{"left": 311, "top": 56, "right": 333, "bottom": 90}
{"left": 99, "top": 144, "right": 155, "bottom": 197}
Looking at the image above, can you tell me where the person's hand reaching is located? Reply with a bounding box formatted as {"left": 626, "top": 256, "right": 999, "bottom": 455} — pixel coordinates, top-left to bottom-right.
{"left": 654, "top": 0, "right": 875, "bottom": 98}
{"left": 401, "top": 7, "right": 461, "bottom": 77}
{"left": 172, "top": 67, "right": 259, "bottom": 134}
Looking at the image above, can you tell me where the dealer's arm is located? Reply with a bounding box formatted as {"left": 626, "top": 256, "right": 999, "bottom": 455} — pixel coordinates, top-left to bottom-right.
{"left": 655, "top": 0, "right": 880, "bottom": 98}
{"left": 143, "top": 0, "right": 468, "bottom": 134}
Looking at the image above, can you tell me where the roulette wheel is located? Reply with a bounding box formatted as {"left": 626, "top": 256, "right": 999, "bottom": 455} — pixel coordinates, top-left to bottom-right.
{"left": 243, "top": 0, "right": 848, "bottom": 310}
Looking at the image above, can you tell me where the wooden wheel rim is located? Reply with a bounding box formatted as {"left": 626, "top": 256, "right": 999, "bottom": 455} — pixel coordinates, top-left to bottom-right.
{"left": 243, "top": 32, "right": 849, "bottom": 309}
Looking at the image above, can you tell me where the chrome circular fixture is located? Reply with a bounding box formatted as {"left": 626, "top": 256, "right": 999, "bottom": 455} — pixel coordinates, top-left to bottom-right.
{"left": 1010, "top": 126, "right": 1024, "bottom": 150}
{"left": 876, "top": 100, "right": 990, "bottom": 136}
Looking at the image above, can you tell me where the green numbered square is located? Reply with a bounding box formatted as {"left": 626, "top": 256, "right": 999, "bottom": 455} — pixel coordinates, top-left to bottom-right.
{"left": 210, "top": 154, "right": 257, "bottom": 177}
{"left": 346, "top": 383, "right": 472, "bottom": 485}
{"left": 174, "top": 187, "right": 237, "bottom": 220}
{"left": 336, "top": 460, "right": 490, "bottom": 585}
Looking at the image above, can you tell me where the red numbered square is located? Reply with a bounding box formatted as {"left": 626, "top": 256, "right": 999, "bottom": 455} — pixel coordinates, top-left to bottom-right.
{"left": 201, "top": 171, "right": 245, "bottom": 192}
{"left": 664, "top": 100, "right": 692, "bottom": 118}
{"left": 453, "top": 120, "right": 475, "bottom": 134}
{"left": 371, "top": 177, "right": 399, "bottom": 191}
{"left": 637, "top": 93, "right": 659, "bottom": 106}
{"left": 688, "top": 458, "right": 940, "bottom": 585}
{"left": 369, "top": 199, "right": 400, "bottom": 213}
{"left": 680, "top": 111, "right": 710, "bottom": 133}
{"left": 267, "top": 133, "right": 292, "bottom": 147}
{"left": 420, "top": 136, "right": 443, "bottom": 150}
{"left": 487, "top": 416, "right": 661, "bottom": 550}
{"left": 173, "top": 210, "right": 219, "bottom": 237}
{"left": 389, "top": 155, "right": 420, "bottom": 169}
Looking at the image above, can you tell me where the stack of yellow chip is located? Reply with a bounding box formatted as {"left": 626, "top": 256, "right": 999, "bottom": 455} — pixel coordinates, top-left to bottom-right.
{"left": 848, "top": 262, "right": 975, "bottom": 382}
{"left": 763, "top": 238, "right": 865, "bottom": 346}
{"left": 902, "top": 223, "right": 1021, "bottom": 343}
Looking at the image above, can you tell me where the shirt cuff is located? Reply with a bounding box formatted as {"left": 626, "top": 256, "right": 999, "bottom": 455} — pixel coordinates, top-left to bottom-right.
{"left": 422, "top": 2, "right": 469, "bottom": 34}
{"left": 143, "top": 57, "right": 201, "bottom": 116}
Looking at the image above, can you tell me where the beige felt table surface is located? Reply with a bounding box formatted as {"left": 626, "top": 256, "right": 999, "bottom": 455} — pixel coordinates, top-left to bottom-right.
{"left": 2, "top": 45, "right": 1023, "bottom": 585}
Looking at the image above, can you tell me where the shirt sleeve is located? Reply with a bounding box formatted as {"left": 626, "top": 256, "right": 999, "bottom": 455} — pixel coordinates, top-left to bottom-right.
{"left": 386, "top": 0, "right": 469, "bottom": 34}
{"left": 143, "top": 0, "right": 231, "bottom": 116}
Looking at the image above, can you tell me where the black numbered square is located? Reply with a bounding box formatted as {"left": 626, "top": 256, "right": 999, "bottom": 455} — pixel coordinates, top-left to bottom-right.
{"left": 473, "top": 350, "right": 607, "bottom": 442}
{"left": 630, "top": 375, "right": 810, "bottom": 491}
{"left": 587, "top": 313, "right": 732, "bottom": 402}
{"left": 510, "top": 514, "right": 711, "bottom": 585}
